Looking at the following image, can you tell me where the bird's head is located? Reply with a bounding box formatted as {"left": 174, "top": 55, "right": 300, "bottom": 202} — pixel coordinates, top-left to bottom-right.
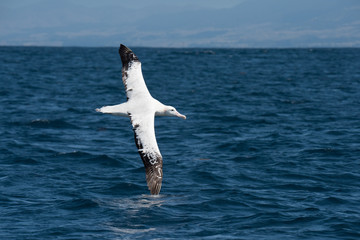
{"left": 164, "top": 106, "right": 186, "bottom": 119}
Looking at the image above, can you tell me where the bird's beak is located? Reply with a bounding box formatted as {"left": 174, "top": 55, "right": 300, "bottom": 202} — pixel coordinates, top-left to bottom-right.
{"left": 176, "top": 112, "right": 186, "bottom": 119}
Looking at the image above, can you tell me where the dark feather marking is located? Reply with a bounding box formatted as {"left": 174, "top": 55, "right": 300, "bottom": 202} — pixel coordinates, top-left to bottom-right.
{"left": 131, "top": 119, "right": 163, "bottom": 195}
{"left": 119, "top": 44, "right": 140, "bottom": 99}
{"left": 119, "top": 44, "right": 140, "bottom": 68}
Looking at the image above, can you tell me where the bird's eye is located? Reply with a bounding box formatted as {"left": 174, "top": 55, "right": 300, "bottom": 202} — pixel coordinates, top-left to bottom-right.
{"left": 171, "top": 109, "right": 175, "bottom": 111}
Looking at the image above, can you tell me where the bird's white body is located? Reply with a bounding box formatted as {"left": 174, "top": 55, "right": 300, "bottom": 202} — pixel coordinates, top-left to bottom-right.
{"left": 98, "top": 97, "right": 167, "bottom": 117}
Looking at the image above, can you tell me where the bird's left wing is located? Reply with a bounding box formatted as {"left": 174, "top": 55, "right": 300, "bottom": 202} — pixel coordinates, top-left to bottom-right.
{"left": 130, "top": 113, "right": 163, "bottom": 195}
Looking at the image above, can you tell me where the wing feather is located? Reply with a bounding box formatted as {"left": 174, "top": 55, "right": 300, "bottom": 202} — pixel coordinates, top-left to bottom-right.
{"left": 119, "top": 44, "right": 151, "bottom": 100}
{"left": 130, "top": 113, "right": 163, "bottom": 195}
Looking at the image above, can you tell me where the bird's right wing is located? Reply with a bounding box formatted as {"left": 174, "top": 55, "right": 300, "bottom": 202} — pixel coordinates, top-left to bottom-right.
{"left": 119, "top": 44, "right": 151, "bottom": 100}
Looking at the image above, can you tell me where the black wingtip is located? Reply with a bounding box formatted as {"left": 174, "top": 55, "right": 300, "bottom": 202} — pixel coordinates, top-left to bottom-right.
{"left": 119, "top": 44, "right": 139, "bottom": 66}
{"left": 146, "top": 167, "right": 163, "bottom": 195}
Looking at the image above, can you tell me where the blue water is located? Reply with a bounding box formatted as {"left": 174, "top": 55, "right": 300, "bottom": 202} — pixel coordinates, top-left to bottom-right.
{"left": 1, "top": 46, "right": 360, "bottom": 239}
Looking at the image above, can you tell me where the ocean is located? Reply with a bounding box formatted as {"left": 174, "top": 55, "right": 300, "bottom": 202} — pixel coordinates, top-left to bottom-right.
{"left": 1, "top": 46, "right": 360, "bottom": 239}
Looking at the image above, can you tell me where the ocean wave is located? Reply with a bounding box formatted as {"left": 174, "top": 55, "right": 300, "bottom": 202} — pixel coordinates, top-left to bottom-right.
{"left": 28, "top": 119, "right": 79, "bottom": 129}
{"left": 0, "top": 148, "right": 41, "bottom": 165}
{"left": 55, "top": 151, "right": 122, "bottom": 167}
{"left": 106, "top": 182, "right": 144, "bottom": 195}
{"left": 4, "top": 119, "right": 79, "bottom": 129}
{"left": 12, "top": 157, "right": 39, "bottom": 165}
{"left": 57, "top": 198, "right": 99, "bottom": 210}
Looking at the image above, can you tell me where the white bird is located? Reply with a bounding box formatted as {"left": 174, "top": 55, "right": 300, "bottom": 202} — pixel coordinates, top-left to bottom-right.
{"left": 96, "top": 44, "right": 186, "bottom": 195}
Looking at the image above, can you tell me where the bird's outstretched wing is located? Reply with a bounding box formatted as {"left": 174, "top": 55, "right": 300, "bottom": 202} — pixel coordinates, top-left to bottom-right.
{"left": 119, "top": 44, "right": 151, "bottom": 100}
{"left": 129, "top": 113, "right": 163, "bottom": 195}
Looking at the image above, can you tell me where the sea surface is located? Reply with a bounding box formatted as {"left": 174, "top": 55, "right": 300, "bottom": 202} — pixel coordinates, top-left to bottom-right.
{"left": 1, "top": 46, "right": 360, "bottom": 239}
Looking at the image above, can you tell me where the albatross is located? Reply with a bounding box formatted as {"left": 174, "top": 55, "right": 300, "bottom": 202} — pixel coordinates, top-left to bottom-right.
{"left": 96, "top": 44, "right": 186, "bottom": 195}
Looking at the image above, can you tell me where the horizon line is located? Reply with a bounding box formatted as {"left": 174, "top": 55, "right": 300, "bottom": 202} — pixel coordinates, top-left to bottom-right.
{"left": 1, "top": 44, "right": 360, "bottom": 49}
